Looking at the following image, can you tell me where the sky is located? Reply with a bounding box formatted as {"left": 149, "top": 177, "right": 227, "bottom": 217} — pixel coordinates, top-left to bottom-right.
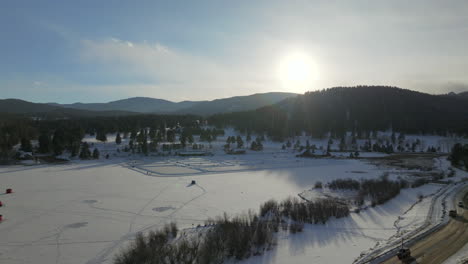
{"left": 1, "top": 0, "right": 468, "bottom": 103}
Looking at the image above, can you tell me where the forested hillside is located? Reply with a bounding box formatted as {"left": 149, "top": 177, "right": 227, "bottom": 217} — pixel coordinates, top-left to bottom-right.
{"left": 208, "top": 86, "right": 468, "bottom": 140}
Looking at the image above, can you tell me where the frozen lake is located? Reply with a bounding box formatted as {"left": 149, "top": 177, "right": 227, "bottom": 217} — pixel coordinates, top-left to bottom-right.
{"left": 0, "top": 154, "right": 445, "bottom": 264}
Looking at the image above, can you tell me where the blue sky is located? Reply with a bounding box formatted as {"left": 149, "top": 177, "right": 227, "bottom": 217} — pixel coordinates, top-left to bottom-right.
{"left": 1, "top": 0, "right": 468, "bottom": 103}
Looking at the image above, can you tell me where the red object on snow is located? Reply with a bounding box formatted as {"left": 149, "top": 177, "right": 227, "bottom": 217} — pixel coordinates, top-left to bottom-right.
{"left": 0, "top": 201, "right": 3, "bottom": 207}
{"left": 6, "top": 189, "right": 12, "bottom": 194}
{"left": 0, "top": 215, "right": 3, "bottom": 221}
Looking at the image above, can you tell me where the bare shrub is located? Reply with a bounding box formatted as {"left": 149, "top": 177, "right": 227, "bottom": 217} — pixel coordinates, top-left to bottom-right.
{"left": 328, "top": 178, "right": 360, "bottom": 190}
{"left": 116, "top": 196, "right": 350, "bottom": 264}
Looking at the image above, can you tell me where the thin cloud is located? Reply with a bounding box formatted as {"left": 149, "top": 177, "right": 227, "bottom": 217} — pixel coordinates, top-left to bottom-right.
{"left": 78, "top": 37, "right": 278, "bottom": 99}
{"left": 80, "top": 38, "right": 223, "bottom": 81}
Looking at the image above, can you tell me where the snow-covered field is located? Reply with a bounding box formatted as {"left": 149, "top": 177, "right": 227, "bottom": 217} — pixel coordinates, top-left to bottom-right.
{"left": 444, "top": 243, "right": 468, "bottom": 264}
{"left": 0, "top": 149, "right": 464, "bottom": 264}
{"left": 239, "top": 184, "right": 443, "bottom": 264}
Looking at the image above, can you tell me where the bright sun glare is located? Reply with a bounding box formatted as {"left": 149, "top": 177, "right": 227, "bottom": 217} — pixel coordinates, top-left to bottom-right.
{"left": 278, "top": 51, "right": 318, "bottom": 93}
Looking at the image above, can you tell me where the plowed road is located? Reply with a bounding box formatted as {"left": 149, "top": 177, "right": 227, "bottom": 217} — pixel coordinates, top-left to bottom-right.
{"left": 382, "top": 187, "right": 468, "bottom": 264}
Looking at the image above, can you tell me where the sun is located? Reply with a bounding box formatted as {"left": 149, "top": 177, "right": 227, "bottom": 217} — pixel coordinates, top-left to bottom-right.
{"left": 278, "top": 51, "right": 318, "bottom": 93}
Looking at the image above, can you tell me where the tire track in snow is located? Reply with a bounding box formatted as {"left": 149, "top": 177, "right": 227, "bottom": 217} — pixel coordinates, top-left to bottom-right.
{"left": 86, "top": 174, "right": 205, "bottom": 264}
{"left": 128, "top": 180, "right": 175, "bottom": 233}
{"left": 54, "top": 227, "right": 63, "bottom": 264}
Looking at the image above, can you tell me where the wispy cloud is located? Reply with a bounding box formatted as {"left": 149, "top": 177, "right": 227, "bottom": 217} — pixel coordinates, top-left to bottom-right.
{"left": 78, "top": 37, "right": 278, "bottom": 99}
{"left": 80, "top": 38, "right": 223, "bottom": 82}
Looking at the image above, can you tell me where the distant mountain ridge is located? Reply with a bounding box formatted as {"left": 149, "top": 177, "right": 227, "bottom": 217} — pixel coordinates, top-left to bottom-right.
{"left": 50, "top": 92, "right": 298, "bottom": 115}
{"left": 0, "top": 92, "right": 298, "bottom": 117}
{"left": 0, "top": 98, "right": 137, "bottom": 118}
{"left": 59, "top": 97, "right": 200, "bottom": 113}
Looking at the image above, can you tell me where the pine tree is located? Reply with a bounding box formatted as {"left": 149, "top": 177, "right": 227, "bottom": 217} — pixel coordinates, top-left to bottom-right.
{"left": 38, "top": 133, "right": 50, "bottom": 153}
{"left": 294, "top": 140, "right": 300, "bottom": 150}
{"left": 339, "top": 136, "right": 346, "bottom": 151}
{"left": 79, "top": 142, "right": 91, "bottom": 159}
{"left": 148, "top": 129, "right": 156, "bottom": 141}
{"left": 257, "top": 141, "right": 263, "bottom": 151}
{"left": 211, "top": 128, "right": 219, "bottom": 140}
{"left": 180, "top": 136, "right": 186, "bottom": 148}
{"left": 166, "top": 130, "right": 175, "bottom": 142}
{"left": 92, "top": 148, "right": 100, "bottom": 159}
{"left": 236, "top": 136, "right": 244, "bottom": 148}
{"left": 52, "top": 129, "right": 65, "bottom": 155}
{"left": 351, "top": 136, "right": 357, "bottom": 150}
{"left": 251, "top": 141, "right": 257, "bottom": 150}
{"left": 450, "top": 143, "right": 464, "bottom": 166}
{"left": 130, "top": 130, "right": 137, "bottom": 141}
{"left": 20, "top": 138, "right": 33, "bottom": 152}
{"left": 115, "top": 133, "right": 122, "bottom": 145}
{"left": 96, "top": 131, "right": 107, "bottom": 142}
{"left": 70, "top": 141, "right": 80, "bottom": 157}
{"left": 398, "top": 133, "right": 405, "bottom": 144}
{"left": 142, "top": 139, "right": 148, "bottom": 155}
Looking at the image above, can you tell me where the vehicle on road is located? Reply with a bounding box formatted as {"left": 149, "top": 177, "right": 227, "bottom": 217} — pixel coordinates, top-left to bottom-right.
{"left": 449, "top": 210, "right": 457, "bottom": 217}
{"left": 397, "top": 247, "right": 417, "bottom": 264}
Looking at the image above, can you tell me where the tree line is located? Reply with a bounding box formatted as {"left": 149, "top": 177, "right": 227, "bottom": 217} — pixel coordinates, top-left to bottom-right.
{"left": 208, "top": 86, "right": 468, "bottom": 141}
{"left": 0, "top": 114, "right": 202, "bottom": 162}
{"left": 449, "top": 143, "right": 468, "bottom": 170}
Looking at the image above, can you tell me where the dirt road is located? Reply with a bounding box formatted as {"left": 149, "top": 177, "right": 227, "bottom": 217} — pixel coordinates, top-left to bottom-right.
{"left": 382, "top": 187, "right": 468, "bottom": 264}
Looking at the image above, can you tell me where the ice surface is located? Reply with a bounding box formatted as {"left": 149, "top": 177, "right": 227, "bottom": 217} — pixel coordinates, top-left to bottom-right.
{"left": 0, "top": 137, "right": 464, "bottom": 264}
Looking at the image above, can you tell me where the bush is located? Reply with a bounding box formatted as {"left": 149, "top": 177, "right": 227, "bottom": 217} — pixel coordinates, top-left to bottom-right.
{"left": 116, "top": 196, "right": 350, "bottom": 264}
{"left": 260, "top": 199, "right": 279, "bottom": 217}
{"left": 359, "top": 175, "right": 402, "bottom": 205}
{"left": 328, "top": 178, "right": 360, "bottom": 190}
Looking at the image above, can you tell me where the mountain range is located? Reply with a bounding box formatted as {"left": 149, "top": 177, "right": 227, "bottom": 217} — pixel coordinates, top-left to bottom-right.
{"left": 1, "top": 88, "right": 468, "bottom": 125}
{"left": 0, "top": 92, "right": 297, "bottom": 117}
{"left": 51, "top": 92, "right": 298, "bottom": 115}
